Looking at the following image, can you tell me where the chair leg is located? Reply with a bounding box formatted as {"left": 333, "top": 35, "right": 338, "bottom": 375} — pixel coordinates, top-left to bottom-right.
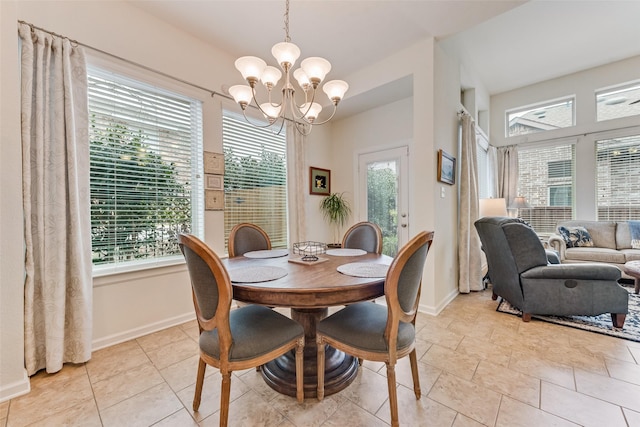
{"left": 386, "top": 362, "right": 399, "bottom": 427}
{"left": 220, "top": 371, "right": 232, "bottom": 427}
{"left": 611, "top": 313, "right": 626, "bottom": 328}
{"left": 357, "top": 358, "right": 363, "bottom": 366}
{"left": 316, "top": 336, "right": 325, "bottom": 401}
{"left": 295, "top": 337, "right": 304, "bottom": 403}
{"left": 522, "top": 312, "right": 532, "bottom": 322}
{"left": 492, "top": 291, "right": 498, "bottom": 301}
{"left": 408, "top": 349, "right": 421, "bottom": 399}
{"left": 192, "top": 358, "right": 206, "bottom": 411}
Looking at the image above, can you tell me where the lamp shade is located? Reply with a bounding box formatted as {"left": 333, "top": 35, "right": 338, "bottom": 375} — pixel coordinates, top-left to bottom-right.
{"left": 235, "top": 56, "right": 267, "bottom": 82}
{"left": 509, "top": 196, "right": 532, "bottom": 209}
{"left": 322, "top": 80, "right": 349, "bottom": 103}
{"left": 300, "top": 57, "right": 331, "bottom": 83}
{"left": 293, "top": 68, "right": 311, "bottom": 90}
{"left": 271, "top": 42, "right": 301, "bottom": 68}
{"left": 260, "top": 66, "right": 282, "bottom": 88}
{"left": 479, "top": 198, "right": 507, "bottom": 217}
{"left": 228, "top": 85, "right": 253, "bottom": 107}
{"left": 300, "top": 102, "right": 322, "bottom": 121}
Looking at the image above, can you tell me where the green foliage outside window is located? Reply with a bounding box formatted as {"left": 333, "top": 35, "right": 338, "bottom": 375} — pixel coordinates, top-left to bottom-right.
{"left": 89, "top": 119, "right": 191, "bottom": 265}
{"left": 367, "top": 166, "right": 398, "bottom": 257}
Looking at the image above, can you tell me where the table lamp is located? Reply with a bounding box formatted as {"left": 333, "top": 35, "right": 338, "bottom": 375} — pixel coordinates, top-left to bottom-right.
{"left": 479, "top": 198, "right": 508, "bottom": 218}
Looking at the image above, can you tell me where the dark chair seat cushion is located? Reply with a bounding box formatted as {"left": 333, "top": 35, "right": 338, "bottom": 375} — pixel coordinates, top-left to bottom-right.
{"left": 317, "top": 302, "right": 415, "bottom": 353}
{"left": 200, "top": 305, "right": 303, "bottom": 362}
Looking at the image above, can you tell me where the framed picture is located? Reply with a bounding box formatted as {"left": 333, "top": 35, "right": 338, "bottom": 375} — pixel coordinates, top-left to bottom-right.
{"left": 205, "top": 174, "right": 224, "bottom": 190}
{"left": 205, "top": 190, "right": 224, "bottom": 211}
{"left": 437, "top": 149, "right": 456, "bottom": 185}
{"left": 203, "top": 151, "right": 224, "bottom": 175}
{"left": 309, "top": 167, "right": 331, "bottom": 195}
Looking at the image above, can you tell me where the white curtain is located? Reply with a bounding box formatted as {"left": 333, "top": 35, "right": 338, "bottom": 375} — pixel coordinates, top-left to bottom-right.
{"left": 497, "top": 145, "right": 519, "bottom": 208}
{"left": 20, "top": 23, "right": 93, "bottom": 375}
{"left": 286, "top": 123, "right": 307, "bottom": 244}
{"left": 488, "top": 145, "right": 499, "bottom": 197}
{"left": 458, "top": 114, "right": 483, "bottom": 292}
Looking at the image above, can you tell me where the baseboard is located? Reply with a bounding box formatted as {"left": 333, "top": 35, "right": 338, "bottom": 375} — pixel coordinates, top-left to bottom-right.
{"left": 418, "top": 287, "right": 460, "bottom": 316}
{"left": 0, "top": 369, "right": 30, "bottom": 403}
{"left": 92, "top": 312, "right": 195, "bottom": 352}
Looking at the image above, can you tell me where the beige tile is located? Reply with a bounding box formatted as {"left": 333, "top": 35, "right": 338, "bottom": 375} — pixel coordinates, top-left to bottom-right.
{"left": 334, "top": 365, "right": 390, "bottom": 415}
{"left": 100, "top": 382, "right": 183, "bottom": 427}
{"left": 199, "top": 390, "right": 295, "bottom": 427}
{"left": 234, "top": 368, "right": 283, "bottom": 402}
{"left": 92, "top": 360, "right": 165, "bottom": 410}
{"left": 376, "top": 384, "right": 457, "bottom": 426}
{"left": 136, "top": 325, "right": 191, "bottom": 353}
{"left": 145, "top": 336, "right": 199, "bottom": 370}
{"left": 159, "top": 354, "right": 217, "bottom": 393}
{"left": 428, "top": 372, "right": 501, "bottom": 426}
{"left": 270, "top": 393, "right": 343, "bottom": 427}
{"left": 7, "top": 365, "right": 93, "bottom": 427}
{"left": 0, "top": 401, "right": 8, "bottom": 419}
{"left": 623, "top": 408, "right": 640, "bottom": 426}
{"left": 456, "top": 335, "right": 512, "bottom": 367}
{"left": 415, "top": 323, "right": 465, "bottom": 350}
{"left": 321, "top": 400, "right": 388, "bottom": 427}
{"left": 87, "top": 340, "right": 150, "bottom": 383}
{"left": 605, "top": 357, "right": 640, "bottom": 386}
{"left": 540, "top": 344, "right": 608, "bottom": 376}
{"left": 541, "top": 381, "right": 627, "bottom": 427}
{"left": 391, "top": 358, "right": 442, "bottom": 394}
{"left": 629, "top": 345, "right": 640, "bottom": 364}
{"left": 508, "top": 350, "right": 575, "bottom": 390}
{"left": 472, "top": 360, "right": 540, "bottom": 407}
{"left": 152, "top": 408, "right": 199, "bottom": 426}
{"left": 420, "top": 344, "right": 480, "bottom": 381}
{"left": 175, "top": 371, "right": 249, "bottom": 422}
{"left": 574, "top": 368, "right": 640, "bottom": 412}
{"left": 27, "top": 398, "right": 101, "bottom": 427}
{"left": 452, "top": 413, "right": 486, "bottom": 427}
{"left": 569, "top": 333, "right": 637, "bottom": 363}
{"left": 496, "top": 395, "right": 579, "bottom": 427}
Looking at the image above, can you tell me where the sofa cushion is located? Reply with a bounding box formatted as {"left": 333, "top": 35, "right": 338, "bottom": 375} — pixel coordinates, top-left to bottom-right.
{"left": 558, "top": 226, "right": 594, "bottom": 248}
{"left": 616, "top": 221, "right": 632, "bottom": 249}
{"left": 557, "top": 220, "right": 617, "bottom": 249}
{"left": 621, "top": 249, "right": 640, "bottom": 262}
{"left": 565, "top": 247, "right": 626, "bottom": 264}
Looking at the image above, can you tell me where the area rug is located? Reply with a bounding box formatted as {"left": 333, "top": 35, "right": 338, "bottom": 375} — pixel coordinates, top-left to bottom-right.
{"left": 496, "top": 287, "right": 640, "bottom": 343}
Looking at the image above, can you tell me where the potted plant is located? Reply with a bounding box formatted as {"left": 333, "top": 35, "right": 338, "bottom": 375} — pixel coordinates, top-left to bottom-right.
{"left": 320, "top": 192, "right": 352, "bottom": 247}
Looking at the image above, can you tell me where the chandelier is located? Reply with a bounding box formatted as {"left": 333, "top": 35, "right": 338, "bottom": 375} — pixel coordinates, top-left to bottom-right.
{"left": 229, "top": 0, "right": 349, "bottom": 135}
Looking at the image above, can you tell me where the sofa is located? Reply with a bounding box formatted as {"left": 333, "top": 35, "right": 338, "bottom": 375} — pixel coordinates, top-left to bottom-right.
{"left": 475, "top": 217, "right": 628, "bottom": 327}
{"left": 548, "top": 220, "right": 640, "bottom": 279}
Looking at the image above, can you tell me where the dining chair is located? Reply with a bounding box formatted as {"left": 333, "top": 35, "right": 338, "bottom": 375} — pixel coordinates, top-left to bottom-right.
{"left": 341, "top": 221, "right": 383, "bottom": 254}
{"left": 228, "top": 222, "right": 271, "bottom": 257}
{"left": 316, "top": 230, "right": 434, "bottom": 427}
{"left": 178, "top": 234, "right": 304, "bottom": 427}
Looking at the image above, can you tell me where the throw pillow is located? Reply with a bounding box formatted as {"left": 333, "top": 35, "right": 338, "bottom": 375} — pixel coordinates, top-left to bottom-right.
{"left": 557, "top": 226, "right": 594, "bottom": 248}
{"left": 629, "top": 220, "right": 640, "bottom": 249}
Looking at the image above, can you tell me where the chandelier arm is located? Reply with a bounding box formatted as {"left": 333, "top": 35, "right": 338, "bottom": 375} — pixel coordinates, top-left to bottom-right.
{"left": 304, "top": 104, "right": 338, "bottom": 126}
{"left": 252, "top": 86, "right": 286, "bottom": 123}
{"left": 289, "top": 87, "right": 317, "bottom": 121}
{"left": 293, "top": 120, "right": 312, "bottom": 136}
{"left": 239, "top": 108, "right": 281, "bottom": 129}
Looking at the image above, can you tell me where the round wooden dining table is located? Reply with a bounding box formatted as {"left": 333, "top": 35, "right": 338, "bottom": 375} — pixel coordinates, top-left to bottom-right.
{"left": 221, "top": 250, "right": 392, "bottom": 398}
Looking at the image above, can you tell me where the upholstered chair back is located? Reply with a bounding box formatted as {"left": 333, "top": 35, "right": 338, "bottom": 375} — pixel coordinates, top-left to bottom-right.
{"left": 342, "top": 221, "right": 383, "bottom": 254}
{"left": 228, "top": 223, "right": 271, "bottom": 257}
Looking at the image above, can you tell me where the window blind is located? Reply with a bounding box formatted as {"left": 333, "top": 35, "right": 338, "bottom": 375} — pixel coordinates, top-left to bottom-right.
{"left": 517, "top": 143, "right": 575, "bottom": 232}
{"left": 222, "top": 112, "right": 288, "bottom": 251}
{"left": 88, "top": 67, "right": 203, "bottom": 270}
{"left": 596, "top": 135, "right": 640, "bottom": 220}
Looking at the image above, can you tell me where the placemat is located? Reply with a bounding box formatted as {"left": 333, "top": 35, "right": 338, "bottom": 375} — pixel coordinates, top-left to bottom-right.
{"left": 243, "top": 249, "right": 289, "bottom": 259}
{"left": 326, "top": 248, "right": 367, "bottom": 256}
{"left": 230, "top": 266, "right": 287, "bottom": 283}
{"left": 337, "top": 262, "right": 390, "bottom": 278}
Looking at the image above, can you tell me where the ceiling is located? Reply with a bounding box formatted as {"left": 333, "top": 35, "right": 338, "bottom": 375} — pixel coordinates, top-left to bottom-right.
{"left": 129, "top": 0, "right": 640, "bottom": 110}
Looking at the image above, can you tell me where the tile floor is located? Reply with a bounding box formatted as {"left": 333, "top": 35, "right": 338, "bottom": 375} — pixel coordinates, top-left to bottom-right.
{"left": 3, "top": 289, "right": 640, "bottom": 426}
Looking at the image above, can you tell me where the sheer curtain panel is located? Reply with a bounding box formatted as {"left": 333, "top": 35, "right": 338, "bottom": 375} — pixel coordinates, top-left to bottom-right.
{"left": 20, "top": 23, "right": 93, "bottom": 375}
{"left": 286, "top": 122, "right": 307, "bottom": 244}
{"left": 497, "top": 145, "right": 519, "bottom": 208}
{"left": 458, "top": 113, "right": 483, "bottom": 292}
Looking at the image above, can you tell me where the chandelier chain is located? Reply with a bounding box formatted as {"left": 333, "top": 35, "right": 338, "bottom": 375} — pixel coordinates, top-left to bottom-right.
{"left": 283, "top": 0, "right": 291, "bottom": 42}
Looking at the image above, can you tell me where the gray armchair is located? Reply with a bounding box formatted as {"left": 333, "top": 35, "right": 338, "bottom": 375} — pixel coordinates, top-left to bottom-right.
{"left": 474, "top": 217, "right": 628, "bottom": 327}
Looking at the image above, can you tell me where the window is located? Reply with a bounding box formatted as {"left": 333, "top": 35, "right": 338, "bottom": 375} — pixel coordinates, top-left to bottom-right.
{"left": 88, "top": 67, "right": 203, "bottom": 272}
{"left": 596, "top": 81, "right": 640, "bottom": 122}
{"left": 517, "top": 143, "right": 575, "bottom": 232}
{"left": 222, "top": 111, "right": 288, "bottom": 252}
{"left": 596, "top": 135, "right": 640, "bottom": 220}
{"left": 506, "top": 97, "right": 575, "bottom": 138}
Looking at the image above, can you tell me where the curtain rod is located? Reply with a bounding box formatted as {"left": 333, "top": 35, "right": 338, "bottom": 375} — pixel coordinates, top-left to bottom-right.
{"left": 18, "top": 20, "right": 232, "bottom": 102}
